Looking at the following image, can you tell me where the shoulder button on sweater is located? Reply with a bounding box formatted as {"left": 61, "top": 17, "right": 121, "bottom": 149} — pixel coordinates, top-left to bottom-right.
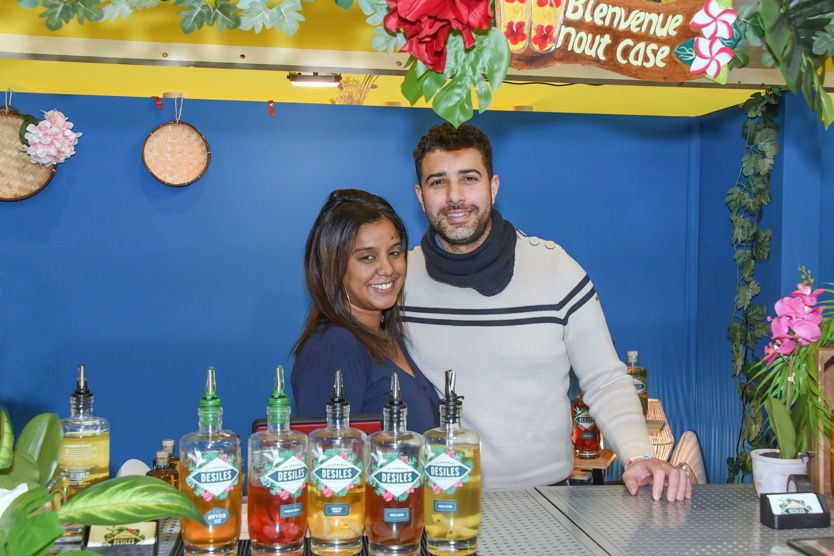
{"left": 528, "top": 237, "right": 540, "bottom": 246}
{"left": 545, "top": 240, "right": 556, "bottom": 249}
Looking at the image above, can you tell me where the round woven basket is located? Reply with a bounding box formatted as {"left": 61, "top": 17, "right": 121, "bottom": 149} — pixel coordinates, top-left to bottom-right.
{"left": 142, "top": 121, "right": 210, "bottom": 187}
{"left": 0, "top": 108, "right": 56, "bottom": 201}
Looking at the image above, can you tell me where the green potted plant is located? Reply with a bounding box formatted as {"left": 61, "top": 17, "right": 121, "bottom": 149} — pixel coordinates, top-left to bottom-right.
{"left": 751, "top": 268, "right": 834, "bottom": 495}
{"left": 0, "top": 408, "right": 204, "bottom": 556}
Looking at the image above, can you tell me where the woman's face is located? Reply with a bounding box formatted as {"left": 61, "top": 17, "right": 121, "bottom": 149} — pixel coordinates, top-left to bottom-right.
{"left": 342, "top": 217, "right": 406, "bottom": 329}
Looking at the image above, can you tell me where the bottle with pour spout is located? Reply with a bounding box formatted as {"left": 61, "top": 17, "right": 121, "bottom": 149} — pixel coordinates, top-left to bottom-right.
{"left": 179, "top": 367, "right": 243, "bottom": 555}
{"left": 56, "top": 364, "right": 110, "bottom": 499}
{"left": 366, "top": 374, "right": 424, "bottom": 556}
{"left": 248, "top": 366, "right": 308, "bottom": 555}
{"left": 423, "top": 370, "right": 481, "bottom": 556}
{"left": 307, "top": 370, "right": 366, "bottom": 555}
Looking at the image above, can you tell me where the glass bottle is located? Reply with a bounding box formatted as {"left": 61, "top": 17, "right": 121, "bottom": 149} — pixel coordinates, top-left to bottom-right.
{"left": 626, "top": 351, "right": 649, "bottom": 416}
{"left": 147, "top": 450, "right": 179, "bottom": 488}
{"left": 56, "top": 364, "right": 110, "bottom": 499}
{"left": 423, "top": 370, "right": 481, "bottom": 556}
{"left": 162, "top": 439, "right": 180, "bottom": 472}
{"left": 179, "top": 367, "right": 243, "bottom": 555}
{"left": 366, "top": 374, "right": 424, "bottom": 556}
{"left": 307, "top": 370, "right": 366, "bottom": 556}
{"left": 248, "top": 366, "right": 308, "bottom": 555}
{"left": 571, "top": 392, "right": 600, "bottom": 459}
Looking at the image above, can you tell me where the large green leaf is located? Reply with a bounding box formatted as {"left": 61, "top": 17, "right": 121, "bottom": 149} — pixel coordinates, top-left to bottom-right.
{"left": 0, "top": 409, "right": 12, "bottom": 471}
{"left": 765, "top": 396, "right": 797, "bottom": 459}
{"left": 0, "top": 451, "right": 40, "bottom": 490}
{"left": 0, "top": 486, "right": 64, "bottom": 556}
{"left": 433, "top": 74, "right": 474, "bottom": 128}
{"left": 57, "top": 476, "right": 205, "bottom": 525}
{"left": 15, "top": 413, "right": 62, "bottom": 487}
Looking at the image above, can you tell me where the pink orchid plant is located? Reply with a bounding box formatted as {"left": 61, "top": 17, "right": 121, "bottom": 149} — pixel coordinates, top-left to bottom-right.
{"left": 754, "top": 269, "right": 834, "bottom": 460}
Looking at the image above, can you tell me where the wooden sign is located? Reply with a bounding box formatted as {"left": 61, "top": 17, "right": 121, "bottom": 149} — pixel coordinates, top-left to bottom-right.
{"left": 497, "top": 0, "right": 736, "bottom": 82}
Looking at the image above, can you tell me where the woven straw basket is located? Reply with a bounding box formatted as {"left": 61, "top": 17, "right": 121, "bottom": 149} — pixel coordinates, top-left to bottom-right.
{"left": 142, "top": 121, "right": 210, "bottom": 187}
{"left": 0, "top": 108, "right": 56, "bottom": 201}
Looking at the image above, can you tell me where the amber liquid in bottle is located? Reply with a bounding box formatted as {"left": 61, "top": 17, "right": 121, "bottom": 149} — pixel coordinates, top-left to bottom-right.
{"left": 572, "top": 394, "right": 600, "bottom": 459}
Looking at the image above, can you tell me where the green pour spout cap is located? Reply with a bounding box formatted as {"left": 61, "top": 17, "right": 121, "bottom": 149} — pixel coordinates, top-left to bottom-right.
{"left": 199, "top": 367, "right": 222, "bottom": 409}
{"left": 71, "top": 364, "right": 93, "bottom": 412}
{"left": 328, "top": 370, "right": 348, "bottom": 409}
{"left": 267, "top": 365, "right": 291, "bottom": 424}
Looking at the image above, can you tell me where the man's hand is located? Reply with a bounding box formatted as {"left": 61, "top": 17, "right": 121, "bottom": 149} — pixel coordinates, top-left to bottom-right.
{"left": 622, "top": 457, "right": 692, "bottom": 502}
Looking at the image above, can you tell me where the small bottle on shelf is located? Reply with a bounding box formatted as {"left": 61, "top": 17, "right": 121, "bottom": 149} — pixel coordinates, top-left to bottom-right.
{"left": 626, "top": 351, "right": 649, "bottom": 416}
{"left": 179, "top": 367, "right": 242, "bottom": 555}
{"left": 571, "top": 392, "right": 601, "bottom": 459}
{"left": 366, "top": 374, "right": 424, "bottom": 556}
{"left": 56, "top": 364, "right": 110, "bottom": 500}
{"left": 423, "top": 370, "right": 481, "bottom": 556}
{"left": 161, "top": 439, "right": 180, "bottom": 472}
{"left": 307, "top": 370, "right": 366, "bottom": 556}
{"left": 147, "top": 450, "right": 179, "bottom": 488}
{"left": 248, "top": 366, "right": 308, "bottom": 555}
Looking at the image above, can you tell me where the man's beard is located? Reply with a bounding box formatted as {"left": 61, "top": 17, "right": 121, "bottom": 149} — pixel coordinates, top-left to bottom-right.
{"left": 430, "top": 204, "right": 492, "bottom": 247}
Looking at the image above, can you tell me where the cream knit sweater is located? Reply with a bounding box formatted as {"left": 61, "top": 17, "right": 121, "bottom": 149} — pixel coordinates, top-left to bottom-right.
{"left": 403, "top": 231, "right": 654, "bottom": 487}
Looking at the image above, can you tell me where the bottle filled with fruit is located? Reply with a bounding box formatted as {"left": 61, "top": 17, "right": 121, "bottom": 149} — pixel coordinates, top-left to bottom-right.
{"left": 366, "top": 374, "right": 424, "bottom": 556}
{"left": 179, "top": 367, "right": 242, "bottom": 555}
{"left": 248, "top": 366, "right": 308, "bottom": 555}
{"left": 307, "top": 371, "right": 366, "bottom": 555}
{"left": 423, "top": 370, "right": 481, "bottom": 556}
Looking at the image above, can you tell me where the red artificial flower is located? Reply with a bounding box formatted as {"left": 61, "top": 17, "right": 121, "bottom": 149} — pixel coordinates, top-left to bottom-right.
{"left": 384, "top": 0, "right": 493, "bottom": 73}
{"left": 505, "top": 21, "right": 527, "bottom": 45}
{"left": 532, "top": 24, "right": 555, "bottom": 50}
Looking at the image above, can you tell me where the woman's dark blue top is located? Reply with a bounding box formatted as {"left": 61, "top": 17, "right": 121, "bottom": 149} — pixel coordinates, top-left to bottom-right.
{"left": 291, "top": 325, "right": 440, "bottom": 434}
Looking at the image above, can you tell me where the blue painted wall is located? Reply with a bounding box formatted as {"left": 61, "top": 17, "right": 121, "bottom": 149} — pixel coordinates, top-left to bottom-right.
{"left": 0, "top": 91, "right": 829, "bottom": 484}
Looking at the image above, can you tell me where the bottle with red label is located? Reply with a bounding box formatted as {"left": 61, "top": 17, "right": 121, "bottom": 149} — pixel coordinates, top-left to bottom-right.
{"left": 571, "top": 392, "right": 600, "bottom": 459}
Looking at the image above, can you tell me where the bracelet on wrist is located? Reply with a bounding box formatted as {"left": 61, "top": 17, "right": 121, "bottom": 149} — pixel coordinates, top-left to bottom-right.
{"left": 624, "top": 455, "right": 653, "bottom": 469}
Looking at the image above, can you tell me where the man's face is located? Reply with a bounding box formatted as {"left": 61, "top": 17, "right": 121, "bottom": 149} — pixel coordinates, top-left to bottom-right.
{"left": 415, "top": 148, "right": 499, "bottom": 255}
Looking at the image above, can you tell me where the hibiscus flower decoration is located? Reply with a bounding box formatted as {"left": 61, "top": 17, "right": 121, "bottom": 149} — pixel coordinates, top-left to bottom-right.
{"left": 505, "top": 21, "right": 527, "bottom": 46}
{"left": 690, "top": 0, "right": 737, "bottom": 40}
{"left": 384, "top": 0, "right": 493, "bottom": 73}
{"left": 689, "top": 36, "right": 734, "bottom": 79}
{"left": 532, "top": 24, "right": 555, "bottom": 50}
{"left": 537, "top": 0, "right": 560, "bottom": 7}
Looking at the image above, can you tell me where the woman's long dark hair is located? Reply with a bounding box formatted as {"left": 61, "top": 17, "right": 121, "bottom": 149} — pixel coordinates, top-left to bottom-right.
{"left": 293, "top": 189, "right": 408, "bottom": 362}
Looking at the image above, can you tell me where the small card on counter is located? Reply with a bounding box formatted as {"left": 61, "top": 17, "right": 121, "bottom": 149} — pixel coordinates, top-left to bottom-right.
{"left": 760, "top": 492, "right": 831, "bottom": 530}
{"left": 84, "top": 520, "right": 158, "bottom": 555}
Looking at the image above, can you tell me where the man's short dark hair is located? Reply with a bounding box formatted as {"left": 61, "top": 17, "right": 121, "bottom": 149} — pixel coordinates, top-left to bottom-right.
{"left": 413, "top": 123, "right": 494, "bottom": 185}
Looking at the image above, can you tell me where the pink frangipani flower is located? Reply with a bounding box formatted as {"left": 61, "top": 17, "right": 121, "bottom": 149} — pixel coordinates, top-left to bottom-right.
{"left": 690, "top": 0, "right": 737, "bottom": 39}
{"left": 690, "top": 37, "right": 734, "bottom": 79}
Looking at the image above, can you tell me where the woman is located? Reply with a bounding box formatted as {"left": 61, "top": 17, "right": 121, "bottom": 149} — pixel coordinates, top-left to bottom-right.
{"left": 291, "top": 189, "right": 439, "bottom": 433}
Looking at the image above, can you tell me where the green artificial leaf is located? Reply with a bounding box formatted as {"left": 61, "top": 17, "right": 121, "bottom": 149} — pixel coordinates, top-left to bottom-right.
{"left": 731, "top": 48, "right": 751, "bottom": 69}
{"left": 433, "top": 74, "right": 474, "bottom": 128}
{"left": 711, "top": 64, "right": 729, "bottom": 85}
{"left": 754, "top": 127, "right": 777, "bottom": 144}
{"left": 334, "top": 0, "right": 353, "bottom": 10}
{"left": 813, "top": 23, "right": 834, "bottom": 56}
{"left": 778, "top": 42, "right": 802, "bottom": 92}
{"left": 725, "top": 187, "right": 743, "bottom": 212}
{"left": 742, "top": 152, "right": 757, "bottom": 176}
{"left": 131, "top": 0, "right": 163, "bottom": 9}
{"left": 15, "top": 413, "right": 62, "bottom": 487}
{"left": 103, "top": 0, "right": 135, "bottom": 22}
{"left": 756, "top": 152, "right": 774, "bottom": 174}
{"left": 213, "top": 0, "right": 241, "bottom": 31}
{"left": 74, "top": 0, "right": 105, "bottom": 24}
{"left": 176, "top": 0, "right": 211, "bottom": 33}
{"left": 422, "top": 69, "right": 448, "bottom": 102}
{"left": 401, "top": 63, "right": 426, "bottom": 106}
{"left": 760, "top": 140, "right": 780, "bottom": 158}
{"left": 765, "top": 13, "right": 792, "bottom": 62}
{"left": 40, "top": 0, "right": 77, "bottom": 32}
{"left": 370, "top": 26, "right": 406, "bottom": 55}
{"left": 0, "top": 409, "right": 12, "bottom": 471}
{"left": 239, "top": 0, "right": 275, "bottom": 32}
{"left": 765, "top": 397, "right": 797, "bottom": 459}
{"left": 0, "top": 486, "right": 63, "bottom": 556}
{"left": 17, "top": 0, "right": 40, "bottom": 8}
{"left": 760, "top": 48, "right": 776, "bottom": 67}
{"left": 476, "top": 27, "right": 511, "bottom": 95}
{"left": 357, "top": 0, "right": 388, "bottom": 25}
{"left": 274, "top": 0, "right": 305, "bottom": 36}
{"left": 819, "top": 89, "right": 833, "bottom": 128}
{"left": 0, "top": 451, "right": 40, "bottom": 489}
{"left": 57, "top": 476, "right": 205, "bottom": 525}
{"left": 473, "top": 75, "right": 492, "bottom": 114}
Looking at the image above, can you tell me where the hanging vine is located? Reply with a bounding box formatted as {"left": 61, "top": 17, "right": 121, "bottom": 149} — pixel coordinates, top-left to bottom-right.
{"left": 726, "top": 87, "right": 782, "bottom": 483}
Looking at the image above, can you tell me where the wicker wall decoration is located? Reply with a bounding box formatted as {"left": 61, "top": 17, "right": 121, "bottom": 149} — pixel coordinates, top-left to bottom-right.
{"left": 0, "top": 107, "right": 56, "bottom": 202}
{"left": 142, "top": 97, "right": 210, "bottom": 187}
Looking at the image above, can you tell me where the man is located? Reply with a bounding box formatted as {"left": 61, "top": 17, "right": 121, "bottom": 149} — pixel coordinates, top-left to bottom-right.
{"left": 403, "top": 123, "right": 690, "bottom": 501}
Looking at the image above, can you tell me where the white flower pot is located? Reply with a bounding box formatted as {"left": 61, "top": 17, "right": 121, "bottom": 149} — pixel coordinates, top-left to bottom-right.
{"left": 751, "top": 448, "right": 808, "bottom": 496}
